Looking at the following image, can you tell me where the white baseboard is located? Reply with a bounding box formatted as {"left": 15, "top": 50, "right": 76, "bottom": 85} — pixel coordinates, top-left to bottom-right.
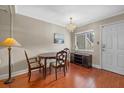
{"left": 92, "top": 64, "right": 101, "bottom": 69}
{"left": 0, "top": 69, "right": 28, "bottom": 80}
{"left": 0, "top": 64, "right": 101, "bottom": 80}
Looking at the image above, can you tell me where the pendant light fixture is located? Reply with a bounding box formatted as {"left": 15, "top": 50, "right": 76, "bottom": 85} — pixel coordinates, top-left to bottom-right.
{"left": 66, "top": 17, "right": 77, "bottom": 32}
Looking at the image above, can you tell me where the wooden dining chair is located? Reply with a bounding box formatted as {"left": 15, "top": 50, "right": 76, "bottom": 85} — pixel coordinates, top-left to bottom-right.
{"left": 24, "top": 50, "right": 45, "bottom": 81}
{"left": 50, "top": 50, "right": 67, "bottom": 80}
{"left": 63, "top": 48, "right": 70, "bottom": 70}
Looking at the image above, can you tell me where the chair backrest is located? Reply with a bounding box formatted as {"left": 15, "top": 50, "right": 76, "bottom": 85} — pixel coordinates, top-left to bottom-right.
{"left": 56, "top": 50, "right": 67, "bottom": 65}
{"left": 63, "top": 48, "right": 70, "bottom": 53}
{"left": 63, "top": 48, "right": 70, "bottom": 61}
{"left": 24, "top": 50, "right": 31, "bottom": 69}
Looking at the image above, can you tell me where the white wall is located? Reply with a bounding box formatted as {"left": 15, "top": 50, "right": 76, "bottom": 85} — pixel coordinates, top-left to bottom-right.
{"left": 0, "top": 12, "right": 71, "bottom": 76}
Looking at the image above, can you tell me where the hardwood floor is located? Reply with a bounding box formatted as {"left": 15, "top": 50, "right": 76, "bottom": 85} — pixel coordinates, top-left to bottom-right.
{"left": 0, "top": 63, "right": 124, "bottom": 88}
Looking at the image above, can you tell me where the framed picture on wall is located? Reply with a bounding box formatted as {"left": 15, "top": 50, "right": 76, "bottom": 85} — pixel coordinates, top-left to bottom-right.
{"left": 54, "top": 33, "right": 64, "bottom": 44}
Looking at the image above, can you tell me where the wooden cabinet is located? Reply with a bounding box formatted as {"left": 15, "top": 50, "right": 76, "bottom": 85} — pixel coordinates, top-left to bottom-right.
{"left": 71, "top": 52, "right": 92, "bottom": 68}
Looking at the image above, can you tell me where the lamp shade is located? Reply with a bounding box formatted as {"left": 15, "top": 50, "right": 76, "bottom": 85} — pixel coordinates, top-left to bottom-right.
{"left": 0, "top": 37, "right": 21, "bottom": 47}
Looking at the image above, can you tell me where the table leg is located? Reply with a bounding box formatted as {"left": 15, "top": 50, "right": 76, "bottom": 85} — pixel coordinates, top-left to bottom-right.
{"left": 44, "top": 58, "right": 47, "bottom": 79}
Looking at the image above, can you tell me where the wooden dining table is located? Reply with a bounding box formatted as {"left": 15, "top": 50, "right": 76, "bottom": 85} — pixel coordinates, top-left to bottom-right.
{"left": 38, "top": 52, "right": 57, "bottom": 78}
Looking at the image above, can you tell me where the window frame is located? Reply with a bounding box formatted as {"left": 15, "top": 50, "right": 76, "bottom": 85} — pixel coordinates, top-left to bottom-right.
{"left": 75, "top": 29, "right": 95, "bottom": 52}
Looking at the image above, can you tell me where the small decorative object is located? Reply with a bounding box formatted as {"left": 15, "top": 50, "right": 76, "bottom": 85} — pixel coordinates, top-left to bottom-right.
{"left": 54, "top": 33, "right": 64, "bottom": 44}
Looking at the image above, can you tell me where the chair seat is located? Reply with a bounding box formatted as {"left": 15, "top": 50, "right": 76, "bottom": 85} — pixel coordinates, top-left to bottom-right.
{"left": 30, "top": 62, "right": 44, "bottom": 69}
{"left": 40, "top": 59, "right": 56, "bottom": 68}
{"left": 50, "top": 61, "right": 65, "bottom": 67}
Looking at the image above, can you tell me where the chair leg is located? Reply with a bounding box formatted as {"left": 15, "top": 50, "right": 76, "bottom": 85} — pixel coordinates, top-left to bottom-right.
{"left": 50, "top": 64, "right": 52, "bottom": 74}
{"left": 66, "top": 62, "right": 69, "bottom": 71}
{"left": 43, "top": 67, "right": 45, "bottom": 79}
{"left": 63, "top": 66, "right": 66, "bottom": 76}
{"left": 55, "top": 68, "right": 57, "bottom": 80}
{"left": 66, "top": 64, "right": 68, "bottom": 71}
{"left": 28, "top": 71, "right": 31, "bottom": 82}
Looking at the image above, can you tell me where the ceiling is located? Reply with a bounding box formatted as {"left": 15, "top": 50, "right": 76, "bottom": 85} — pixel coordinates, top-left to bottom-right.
{"left": 15, "top": 5, "right": 124, "bottom": 27}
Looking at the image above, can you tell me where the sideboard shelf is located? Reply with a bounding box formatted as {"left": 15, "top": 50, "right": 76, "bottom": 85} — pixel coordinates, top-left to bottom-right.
{"left": 71, "top": 52, "right": 92, "bottom": 68}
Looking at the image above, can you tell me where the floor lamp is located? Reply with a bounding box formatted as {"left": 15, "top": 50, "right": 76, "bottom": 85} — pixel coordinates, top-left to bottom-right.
{"left": 2, "top": 38, "right": 21, "bottom": 84}
{"left": 0, "top": 6, "right": 21, "bottom": 84}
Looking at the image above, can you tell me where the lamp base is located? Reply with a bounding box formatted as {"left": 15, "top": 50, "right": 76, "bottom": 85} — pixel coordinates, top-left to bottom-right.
{"left": 4, "top": 78, "right": 14, "bottom": 84}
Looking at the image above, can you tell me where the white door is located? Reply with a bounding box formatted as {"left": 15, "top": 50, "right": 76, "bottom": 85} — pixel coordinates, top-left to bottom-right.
{"left": 102, "top": 21, "right": 124, "bottom": 75}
